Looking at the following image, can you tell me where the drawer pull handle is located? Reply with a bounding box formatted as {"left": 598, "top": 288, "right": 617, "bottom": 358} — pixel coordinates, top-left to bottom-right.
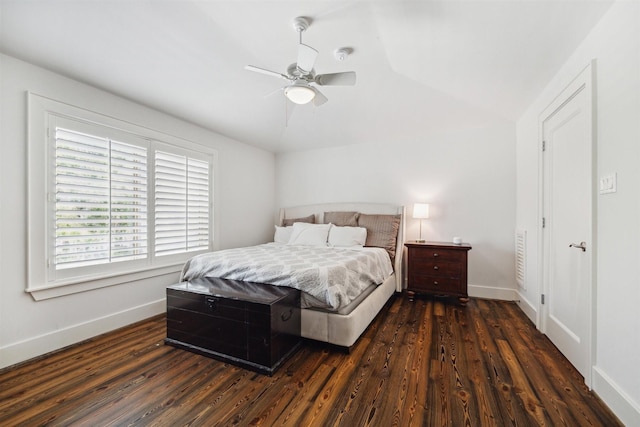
{"left": 205, "top": 297, "right": 217, "bottom": 311}
{"left": 433, "top": 253, "right": 439, "bottom": 257}
{"left": 281, "top": 308, "right": 293, "bottom": 322}
{"left": 433, "top": 281, "right": 439, "bottom": 286}
{"left": 433, "top": 266, "right": 439, "bottom": 270}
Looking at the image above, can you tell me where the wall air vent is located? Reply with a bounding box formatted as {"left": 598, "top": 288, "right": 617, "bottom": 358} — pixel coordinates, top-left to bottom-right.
{"left": 516, "top": 230, "right": 526, "bottom": 289}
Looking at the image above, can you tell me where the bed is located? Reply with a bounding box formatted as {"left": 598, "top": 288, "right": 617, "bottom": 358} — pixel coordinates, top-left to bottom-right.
{"left": 180, "top": 202, "right": 405, "bottom": 348}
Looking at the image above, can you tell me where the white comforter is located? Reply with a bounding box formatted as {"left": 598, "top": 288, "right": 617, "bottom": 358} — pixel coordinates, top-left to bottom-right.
{"left": 179, "top": 243, "right": 393, "bottom": 311}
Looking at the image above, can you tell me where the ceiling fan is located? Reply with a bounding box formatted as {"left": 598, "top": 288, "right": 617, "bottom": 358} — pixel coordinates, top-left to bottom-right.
{"left": 245, "top": 16, "right": 356, "bottom": 107}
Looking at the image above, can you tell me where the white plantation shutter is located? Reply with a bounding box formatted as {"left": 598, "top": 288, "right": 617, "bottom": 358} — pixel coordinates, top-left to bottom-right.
{"left": 155, "top": 151, "right": 187, "bottom": 256}
{"left": 155, "top": 151, "right": 210, "bottom": 256}
{"left": 54, "top": 127, "right": 148, "bottom": 269}
{"left": 55, "top": 128, "right": 110, "bottom": 268}
{"left": 109, "top": 140, "right": 148, "bottom": 261}
{"left": 28, "top": 97, "right": 216, "bottom": 296}
{"left": 186, "top": 158, "right": 210, "bottom": 251}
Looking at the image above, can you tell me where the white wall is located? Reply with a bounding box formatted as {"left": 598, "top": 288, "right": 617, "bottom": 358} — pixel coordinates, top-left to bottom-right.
{"left": 276, "top": 119, "right": 517, "bottom": 299}
{"left": 0, "top": 54, "right": 275, "bottom": 369}
{"left": 516, "top": 1, "right": 640, "bottom": 424}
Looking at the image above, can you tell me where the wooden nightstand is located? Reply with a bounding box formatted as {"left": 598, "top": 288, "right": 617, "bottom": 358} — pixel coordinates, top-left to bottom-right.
{"left": 404, "top": 241, "right": 472, "bottom": 303}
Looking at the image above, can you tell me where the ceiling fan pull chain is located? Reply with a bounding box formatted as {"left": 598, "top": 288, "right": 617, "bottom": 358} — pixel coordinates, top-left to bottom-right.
{"left": 285, "top": 98, "right": 289, "bottom": 127}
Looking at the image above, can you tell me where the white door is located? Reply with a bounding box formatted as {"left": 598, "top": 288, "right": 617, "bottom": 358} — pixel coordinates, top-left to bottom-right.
{"left": 541, "top": 63, "right": 594, "bottom": 385}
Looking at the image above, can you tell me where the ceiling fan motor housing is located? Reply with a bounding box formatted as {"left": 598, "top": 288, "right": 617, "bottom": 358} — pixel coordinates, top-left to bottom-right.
{"left": 292, "top": 17, "right": 310, "bottom": 33}
{"left": 287, "top": 63, "right": 314, "bottom": 80}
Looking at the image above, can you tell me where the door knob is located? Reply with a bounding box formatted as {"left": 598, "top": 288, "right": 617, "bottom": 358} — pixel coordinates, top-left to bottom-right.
{"left": 569, "top": 242, "right": 587, "bottom": 252}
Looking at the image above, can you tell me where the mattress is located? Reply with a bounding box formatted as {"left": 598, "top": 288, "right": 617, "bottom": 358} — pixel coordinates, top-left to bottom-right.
{"left": 179, "top": 242, "right": 393, "bottom": 311}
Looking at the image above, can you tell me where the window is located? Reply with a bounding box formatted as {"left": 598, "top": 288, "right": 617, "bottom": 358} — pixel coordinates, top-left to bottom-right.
{"left": 154, "top": 151, "right": 210, "bottom": 256}
{"left": 28, "top": 94, "right": 216, "bottom": 299}
{"left": 54, "top": 125, "right": 149, "bottom": 270}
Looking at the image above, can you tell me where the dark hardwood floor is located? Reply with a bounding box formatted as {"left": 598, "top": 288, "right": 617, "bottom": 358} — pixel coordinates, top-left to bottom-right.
{"left": 0, "top": 295, "right": 622, "bottom": 426}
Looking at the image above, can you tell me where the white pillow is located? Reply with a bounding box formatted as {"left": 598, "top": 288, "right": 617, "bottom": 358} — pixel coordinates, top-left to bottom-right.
{"left": 328, "top": 225, "right": 367, "bottom": 247}
{"left": 274, "top": 225, "right": 293, "bottom": 244}
{"left": 287, "top": 222, "right": 331, "bottom": 246}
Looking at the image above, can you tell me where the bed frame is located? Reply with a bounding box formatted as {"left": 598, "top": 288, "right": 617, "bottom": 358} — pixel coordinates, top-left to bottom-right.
{"left": 278, "top": 203, "right": 405, "bottom": 348}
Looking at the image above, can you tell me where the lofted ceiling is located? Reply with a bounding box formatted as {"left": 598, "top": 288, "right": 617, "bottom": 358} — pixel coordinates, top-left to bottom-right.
{"left": 0, "top": 0, "right": 613, "bottom": 153}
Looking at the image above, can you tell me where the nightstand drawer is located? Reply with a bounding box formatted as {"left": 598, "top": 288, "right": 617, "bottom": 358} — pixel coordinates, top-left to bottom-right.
{"left": 409, "top": 247, "right": 464, "bottom": 263}
{"left": 408, "top": 275, "right": 463, "bottom": 293}
{"left": 409, "top": 260, "right": 462, "bottom": 277}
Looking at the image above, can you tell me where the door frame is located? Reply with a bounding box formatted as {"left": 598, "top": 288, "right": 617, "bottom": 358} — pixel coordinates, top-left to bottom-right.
{"left": 537, "top": 60, "right": 596, "bottom": 388}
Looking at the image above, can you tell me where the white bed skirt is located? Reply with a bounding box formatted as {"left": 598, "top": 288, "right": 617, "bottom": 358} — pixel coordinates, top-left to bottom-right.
{"left": 300, "top": 272, "right": 397, "bottom": 347}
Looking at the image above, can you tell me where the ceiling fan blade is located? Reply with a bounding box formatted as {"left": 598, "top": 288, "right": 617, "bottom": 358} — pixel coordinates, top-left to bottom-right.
{"left": 312, "top": 87, "right": 328, "bottom": 106}
{"left": 245, "top": 65, "right": 288, "bottom": 80}
{"left": 296, "top": 44, "right": 318, "bottom": 74}
{"left": 315, "top": 71, "right": 356, "bottom": 86}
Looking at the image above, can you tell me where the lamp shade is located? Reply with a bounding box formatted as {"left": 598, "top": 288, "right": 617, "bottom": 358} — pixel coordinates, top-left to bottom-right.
{"left": 413, "top": 203, "right": 430, "bottom": 219}
{"left": 284, "top": 81, "right": 316, "bottom": 104}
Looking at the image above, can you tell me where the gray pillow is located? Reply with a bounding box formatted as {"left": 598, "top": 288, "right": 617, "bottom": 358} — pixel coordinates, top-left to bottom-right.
{"left": 323, "top": 211, "right": 359, "bottom": 226}
{"left": 357, "top": 213, "right": 401, "bottom": 260}
{"left": 282, "top": 214, "right": 315, "bottom": 226}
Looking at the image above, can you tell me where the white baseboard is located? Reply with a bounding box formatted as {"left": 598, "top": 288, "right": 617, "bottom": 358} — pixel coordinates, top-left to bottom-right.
{"left": 592, "top": 366, "right": 640, "bottom": 426}
{"left": 514, "top": 291, "right": 538, "bottom": 325}
{"left": 468, "top": 284, "right": 517, "bottom": 301}
{"left": 0, "top": 299, "right": 165, "bottom": 370}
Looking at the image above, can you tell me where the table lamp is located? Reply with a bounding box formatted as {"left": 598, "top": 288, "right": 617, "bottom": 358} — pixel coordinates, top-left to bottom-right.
{"left": 413, "top": 203, "right": 430, "bottom": 243}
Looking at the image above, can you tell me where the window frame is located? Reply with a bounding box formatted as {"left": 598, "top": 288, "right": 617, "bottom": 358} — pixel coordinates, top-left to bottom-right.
{"left": 27, "top": 93, "right": 217, "bottom": 300}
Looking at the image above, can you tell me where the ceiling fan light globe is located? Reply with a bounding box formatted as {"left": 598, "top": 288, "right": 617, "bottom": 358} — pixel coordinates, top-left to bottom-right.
{"left": 284, "top": 84, "right": 316, "bottom": 104}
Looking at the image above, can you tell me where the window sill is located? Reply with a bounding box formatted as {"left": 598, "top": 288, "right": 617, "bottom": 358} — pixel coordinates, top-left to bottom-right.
{"left": 26, "top": 264, "right": 183, "bottom": 301}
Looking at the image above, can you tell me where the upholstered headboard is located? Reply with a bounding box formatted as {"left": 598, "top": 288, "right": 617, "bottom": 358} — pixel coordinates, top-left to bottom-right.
{"left": 278, "top": 203, "right": 405, "bottom": 292}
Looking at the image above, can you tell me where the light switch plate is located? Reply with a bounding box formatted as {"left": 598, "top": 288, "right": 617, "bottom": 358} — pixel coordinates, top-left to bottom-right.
{"left": 599, "top": 173, "right": 617, "bottom": 194}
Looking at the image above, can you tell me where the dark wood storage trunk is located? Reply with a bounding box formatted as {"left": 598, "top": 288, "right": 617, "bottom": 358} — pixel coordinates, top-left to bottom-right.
{"left": 165, "top": 277, "right": 301, "bottom": 375}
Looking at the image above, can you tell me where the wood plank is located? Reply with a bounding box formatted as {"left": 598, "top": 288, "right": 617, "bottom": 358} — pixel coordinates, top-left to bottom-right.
{"left": 457, "top": 302, "right": 503, "bottom": 427}
{"left": 500, "top": 300, "right": 614, "bottom": 426}
{"left": 297, "top": 337, "right": 371, "bottom": 426}
{"left": 330, "top": 294, "right": 412, "bottom": 425}
{"left": 61, "top": 348, "right": 222, "bottom": 426}
{"left": 0, "top": 317, "right": 165, "bottom": 406}
{"left": 215, "top": 344, "right": 332, "bottom": 426}
{"left": 0, "top": 297, "right": 623, "bottom": 426}
{"left": 0, "top": 331, "right": 172, "bottom": 424}
{"left": 495, "top": 338, "right": 551, "bottom": 425}
{"left": 446, "top": 304, "right": 479, "bottom": 426}
{"left": 372, "top": 296, "right": 420, "bottom": 425}
{"left": 472, "top": 298, "right": 533, "bottom": 426}
{"left": 400, "top": 298, "right": 433, "bottom": 426}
